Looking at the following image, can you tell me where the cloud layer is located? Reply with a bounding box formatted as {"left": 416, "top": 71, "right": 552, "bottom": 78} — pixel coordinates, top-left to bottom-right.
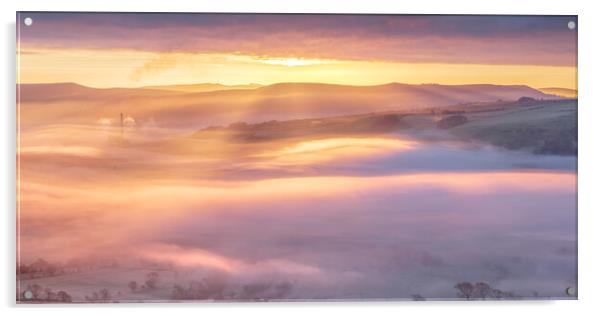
{"left": 18, "top": 13, "right": 577, "bottom": 66}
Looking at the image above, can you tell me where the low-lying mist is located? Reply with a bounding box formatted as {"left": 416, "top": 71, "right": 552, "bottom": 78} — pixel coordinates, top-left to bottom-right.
{"left": 17, "top": 119, "right": 576, "bottom": 301}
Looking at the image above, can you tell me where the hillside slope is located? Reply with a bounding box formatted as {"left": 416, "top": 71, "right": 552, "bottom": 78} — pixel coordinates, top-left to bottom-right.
{"left": 450, "top": 100, "right": 577, "bottom": 155}
{"left": 538, "top": 87, "right": 577, "bottom": 98}
{"left": 191, "top": 99, "right": 577, "bottom": 156}
{"left": 18, "top": 82, "right": 560, "bottom": 129}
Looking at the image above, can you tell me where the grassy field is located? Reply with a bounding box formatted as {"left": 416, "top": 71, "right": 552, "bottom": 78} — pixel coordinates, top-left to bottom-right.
{"left": 189, "top": 99, "right": 577, "bottom": 156}
{"left": 450, "top": 100, "right": 577, "bottom": 155}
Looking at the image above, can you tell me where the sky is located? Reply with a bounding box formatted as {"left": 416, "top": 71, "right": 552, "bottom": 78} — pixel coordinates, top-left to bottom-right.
{"left": 17, "top": 13, "right": 578, "bottom": 89}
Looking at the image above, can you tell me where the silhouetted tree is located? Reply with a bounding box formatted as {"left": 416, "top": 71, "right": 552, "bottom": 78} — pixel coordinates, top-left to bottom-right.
{"left": 44, "top": 287, "right": 56, "bottom": 301}
{"left": 454, "top": 282, "right": 474, "bottom": 300}
{"left": 145, "top": 272, "right": 160, "bottom": 289}
{"left": 22, "top": 284, "right": 72, "bottom": 302}
{"left": 474, "top": 282, "right": 492, "bottom": 299}
{"left": 85, "top": 292, "right": 98, "bottom": 302}
{"left": 411, "top": 294, "right": 426, "bottom": 301}
{"left": 532, "top": 291, "right": 539, "bottom": 298}
{"left": 170, "top": 275, "right": 227, "bottom": 300}
{"left": 56, "top": 290, "right": 72, "bottom": 302}
{"left": 454, "top": 281, "right": 517, "bottom": 300}
{"left": 99, "top": 288, "right": 111, "bottom": 301}
{"left": 85, "top": 288, "right": 112, "bottom": 302}
{"left": 490, "top": 289, "right": 504, "bottom": 299}
{"left": 128, "top": 281, "right": 138, "bottom": 293}
{"left": 171, "top": 285, "right": 187, "bottom": 300}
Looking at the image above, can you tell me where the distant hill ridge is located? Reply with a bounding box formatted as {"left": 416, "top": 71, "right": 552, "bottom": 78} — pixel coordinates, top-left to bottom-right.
{"left": 19, "top": 81, "right": 558, "bottom": 101}
{"left": 18, "top": 82, "right": 562, "bottom": 128}
{"left": 538, "top": 87, "right": 577, "bottom": 98}
{"left": 142, "top": 83, "right": 263, "bottom": 93}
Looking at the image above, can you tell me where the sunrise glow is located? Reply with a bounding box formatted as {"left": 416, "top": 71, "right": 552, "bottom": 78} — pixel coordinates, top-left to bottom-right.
{"left": 16, "top": 13, "right": 577, "bottom": 303}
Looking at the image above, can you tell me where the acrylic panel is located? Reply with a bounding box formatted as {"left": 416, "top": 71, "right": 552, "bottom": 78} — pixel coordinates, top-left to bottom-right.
{"left": 16, "top": 12, "right": 577, "bottom": 303}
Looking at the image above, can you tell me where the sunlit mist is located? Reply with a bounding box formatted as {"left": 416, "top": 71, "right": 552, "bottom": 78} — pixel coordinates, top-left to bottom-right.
{"left": 16, "top": 12, "right": 577, "bottom": 303}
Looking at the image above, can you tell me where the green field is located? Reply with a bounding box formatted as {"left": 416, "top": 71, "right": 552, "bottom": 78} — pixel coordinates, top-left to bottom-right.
{"left": 190, "top": 99, "right": 577, "bottom": 156}
{"left": 450, "top": 100, "right": 577, "bottom": 155}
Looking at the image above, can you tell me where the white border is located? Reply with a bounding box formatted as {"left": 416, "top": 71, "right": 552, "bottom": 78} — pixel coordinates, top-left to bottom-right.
{"left": 2, "top": 0, "right": 601, "bottom": 315}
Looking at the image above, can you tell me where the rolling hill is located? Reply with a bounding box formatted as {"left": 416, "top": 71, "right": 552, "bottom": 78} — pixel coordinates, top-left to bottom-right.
{"left": 190, "top": 99, "right": 577, "bottom": 156}
{"left": 142, "top": 83, "right": 263, "bottom": 93}
{"left": 538, "top": 87, "right": 577, "bottom": 98}
{"left": 18, "top": 82, "right": 561, "bottom": 129}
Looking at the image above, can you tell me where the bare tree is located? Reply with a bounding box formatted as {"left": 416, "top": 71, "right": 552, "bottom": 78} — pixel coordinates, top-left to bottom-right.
{"left": 145, "top": 272, "right": 160, "bottom": 289}
{"left": 99, "top": 288, "right": 111, "bottom": 301}
{"left": 454, "top": 281, "right": 518, "bottom": 300}
{"left": 474, "top": 282, "right": 492, "bottom": 299}
{"left": 454, "top": 282, "right": 474, "bottom": 300}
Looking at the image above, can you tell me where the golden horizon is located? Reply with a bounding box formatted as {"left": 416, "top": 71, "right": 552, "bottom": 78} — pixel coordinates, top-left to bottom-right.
{"left": 17, "top": 49, "right": 578, "bottom": 90}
